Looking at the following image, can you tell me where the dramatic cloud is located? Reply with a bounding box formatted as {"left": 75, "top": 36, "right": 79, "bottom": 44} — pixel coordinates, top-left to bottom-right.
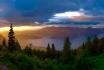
{"left": 49, "top": 8, "right": 94, "bottom": 22}
{"left": 0, "top": 0, "right": 103, "bottom": 25}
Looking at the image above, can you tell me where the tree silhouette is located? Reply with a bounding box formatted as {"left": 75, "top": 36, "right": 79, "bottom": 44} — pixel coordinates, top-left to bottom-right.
{"left": 24, "top": 45, "right": 33, "bottom": 56}
{"left": 85, "top": 37, "right": 92, "bottom": 49}
{"left": 81, "top": 43, "right": 85, "bottom": 49}
{"left": 91, "top": 35, "right": 99, "bottom": 55}
{"left": 51, "top": 43, "right": 56, "bottom": 59}
{"left": 46, "top": 43, "right": 51, "bottom": 58}
{"left": 2, "top": 38, "right": 7, "bottom": 50}
{"left": 15, "top": 39, "right": 21, "bottom": 51}
{"left": 98, "top": 38, "right": 104, "bottom": 53}
{"left": 2, "top": 38, "right": 6, "bottom": 47}
{"left": 61, "top": 37, "right": 72, "bottom": 62}
{"left": 84, "top": 37, "right": 92, "bottom": 55}
{"left": 8, "top": 24, "right": 16, "bottom": 51}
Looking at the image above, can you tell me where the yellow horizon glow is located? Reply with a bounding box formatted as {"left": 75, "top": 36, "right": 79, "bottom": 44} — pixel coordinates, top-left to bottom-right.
{"left": 0, "top": 26, "right": 45, "bottom": 32}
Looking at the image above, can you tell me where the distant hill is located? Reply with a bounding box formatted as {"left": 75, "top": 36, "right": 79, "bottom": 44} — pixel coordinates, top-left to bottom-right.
{"left": 1, "top": 26, "right": 104, "bottom": 49}
{"left": 15, "top": 27, "right": 104, "bottom": 39}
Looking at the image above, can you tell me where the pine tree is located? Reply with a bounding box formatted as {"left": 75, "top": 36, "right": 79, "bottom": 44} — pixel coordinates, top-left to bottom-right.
{"left": 75, "top": 43, "right": 85, "bottom": 57}
{"left": 24, "top": 45, "right": 32, "bottom": 56}
{"left": 85, "top": 37, "right": 92, "bottom": 49}
{"left": 2, "top": 38, "right": 7, "bottom": 50}
{"left": 91, "top": 35, "right": 99, "bottom": 55}
{"left": 8, "top": 24, "right": 16, "bottom": 51}
{"left": 98, "top": 38, "right": 104, "bottom": 53}
{"left": 15, "top": 39, "right": 21, "bottom": 51}
{"left": 84, "top": 37, "right": 92, "bottom": 55}
{"left": 61, "top": 37, "right": 72, "bottom": 62}
{"left": 51, "top": 43, "right": 56, "bottom": 59}
{"left": 2, "top": 38, "right": 6, "bottom": 47}
{"left": 46, "top": 43, "right": 51, "bottom": 58}
{"left": 81, "top": 43, "right": 85, "bottom": 49}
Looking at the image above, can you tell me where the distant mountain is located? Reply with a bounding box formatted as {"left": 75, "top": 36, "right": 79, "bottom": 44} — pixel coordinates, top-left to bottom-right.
{"left": 16, "top": 27, "right": 104, "bottom": 39}
{"left": 14, "top": 27, "right": 104, "bottom": 49}
{"left": 1, "top": 26, "right": 104, "bottom": 49}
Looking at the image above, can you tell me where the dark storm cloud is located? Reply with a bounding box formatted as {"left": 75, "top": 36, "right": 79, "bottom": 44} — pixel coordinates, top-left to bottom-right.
{"left": 0, "top": 0, "right": 103, "bottom": 24}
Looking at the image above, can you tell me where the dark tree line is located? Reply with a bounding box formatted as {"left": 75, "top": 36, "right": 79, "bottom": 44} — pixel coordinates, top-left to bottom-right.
{"left": 75, "top": 36, "right": 104, "bottom": 58}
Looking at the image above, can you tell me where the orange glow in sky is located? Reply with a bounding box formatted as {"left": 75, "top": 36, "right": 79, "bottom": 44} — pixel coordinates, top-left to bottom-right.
{"left": 0, "top": 26, "right": 45, "bottom": 32}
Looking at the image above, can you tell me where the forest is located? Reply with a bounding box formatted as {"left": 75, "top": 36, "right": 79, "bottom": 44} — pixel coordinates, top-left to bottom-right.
{"left": 0, "top": 24, "right": 104, "bottom": 70}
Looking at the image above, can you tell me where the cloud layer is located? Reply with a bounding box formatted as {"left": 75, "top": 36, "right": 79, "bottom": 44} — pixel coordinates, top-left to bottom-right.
{"left": 49, "top": 8, "right": 92, "bottom": 22}
{"left": 0, "top": 0, "right": 103, "bottom": 25}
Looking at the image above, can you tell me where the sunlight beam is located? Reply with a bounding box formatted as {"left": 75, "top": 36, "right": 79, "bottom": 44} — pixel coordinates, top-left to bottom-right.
{"left": 0, "top": 26, "right": 45, "bottom": 32}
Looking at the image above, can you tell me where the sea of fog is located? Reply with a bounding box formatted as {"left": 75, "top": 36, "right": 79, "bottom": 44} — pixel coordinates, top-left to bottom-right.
{"left": 27, "top": 33, "right": 104, "bottom": 50}
{"left": 28, "top": 36, "right": 86, "bottom": 50}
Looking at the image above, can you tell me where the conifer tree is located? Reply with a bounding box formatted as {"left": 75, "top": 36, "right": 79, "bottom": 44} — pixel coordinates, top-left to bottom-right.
{"left": 76, "top": 43, "right": 85, "bottom": 56}
{"left": 8, "top": 24, "right": 16, "bottom": 51}
{"left": 2, "top": 38, "right": 6, "bottom": 47}
{"left": 2, "top": 38, "right": 7, "bottom": 50}
{"left": 51, "top": 43, "right": 56, "bottom": 58}
{"left": 81, "top": 43, "right": 85, "bottom": 49}
{"left": 91, "top": 35, "right": 99, "bottom": 55}
{"left": 24, "top": 45, "right": 32, "bottom": 56}
{"left": 15, "top": 39, "right": 21, "bottom": 51}
{"left": 85, "top": 37, "right": 92, "bottom": 49}
{"left": 84, "top": 37, "right": 92, "bottom": 55}
{"left": 98, "top": 38, "right": 104, "bottom": 53}
{"left": 46, "top": 43, "right": 51, "bottom": 58}
{"left": 61, "top": 37, "right": 71, "bottom": 62}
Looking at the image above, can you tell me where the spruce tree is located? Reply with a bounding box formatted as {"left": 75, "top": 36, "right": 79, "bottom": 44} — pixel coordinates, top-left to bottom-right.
{"left": 61, "top": 37, "right": 71, "bottom": 62}
{"left": 2, "top": 38, "right": 6, "bottom": 47}
{"left": 51, "top": 43, "right": 56, "bottom": 59}
{"left": 15, "top": 39, "right": 21, "bottom": 51}
{"left": 81, "top": 43, "right": 85, "bottom": 49}
{"left": 92, "top": 35, "right": 99, "bottom": 55}
{"left": 46, "top": 43, "right": 51, "bottom": 58}
{"left": 85, "top": 37, "right": 92, "bottom": 49}
{"left": 24, "top": 45, "right": 32, "bottom": 56}
{"left": 8, "top": 24, "right": 16, "bottom": 51}
{"left": 98, "top": 38, "right": 104, "bottom": 53}
{"left": 2, "top": 38, "right": 7, "bottom": 50}
{"left": 84, "top": 37, "right": 92, "bottom": 55}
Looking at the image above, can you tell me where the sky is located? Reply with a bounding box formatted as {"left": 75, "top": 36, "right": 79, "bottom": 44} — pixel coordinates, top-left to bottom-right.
{"left": 0, "top": 0, "right": 104, "bottom": 49}
{"left": 0, "top": 0, "right": 104, "bottom": 25}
